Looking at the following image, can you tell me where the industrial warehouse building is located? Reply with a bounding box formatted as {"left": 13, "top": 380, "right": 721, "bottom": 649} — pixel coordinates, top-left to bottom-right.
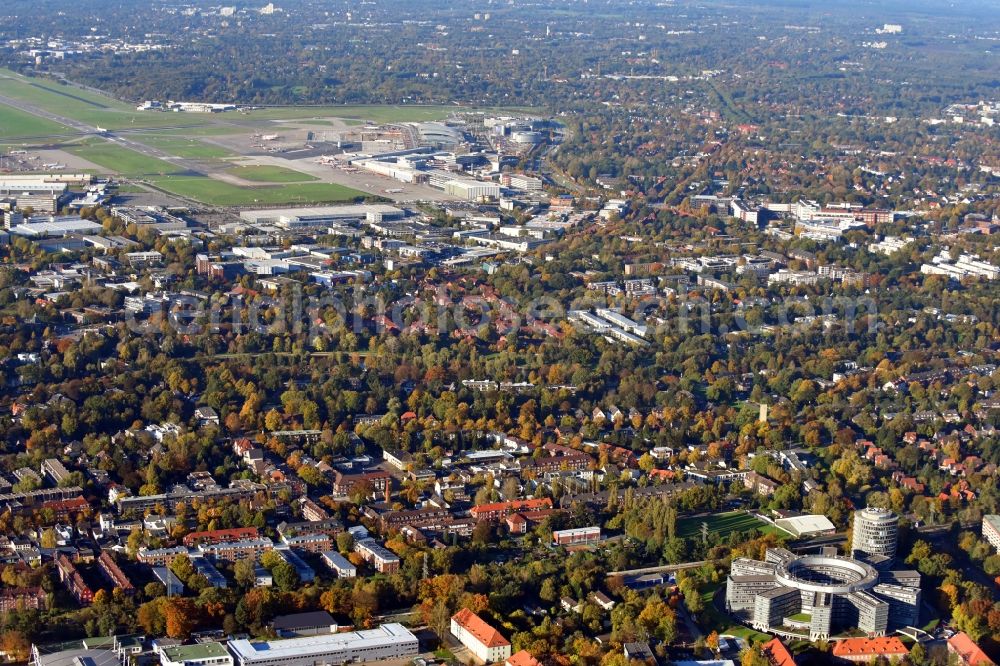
{"left": 227, "top": 624, "right": 418, "bottom": 666}
{"left": 239, "top": 205, "right": 405, "bottom": 228}
{"left": 0, "top": 179, "right": 69, "bottom": 213}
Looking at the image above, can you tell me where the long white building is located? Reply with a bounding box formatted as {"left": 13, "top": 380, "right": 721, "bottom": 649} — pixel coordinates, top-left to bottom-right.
{"left": 450, "top": 608, "right": 511, "bottom": 663}
{"left": 239, "top": 205, "right": 405, "bottom": 228}
{"left": 982, "top": 515, "right": 1000, "bottom": 552}
{"left": 227, "top": 624, "right": 418, "bottom": 666}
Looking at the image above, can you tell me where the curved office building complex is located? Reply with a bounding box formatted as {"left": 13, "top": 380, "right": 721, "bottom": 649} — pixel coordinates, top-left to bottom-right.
{"left": 725, "top": 548, "right": 920, "bottom": 640}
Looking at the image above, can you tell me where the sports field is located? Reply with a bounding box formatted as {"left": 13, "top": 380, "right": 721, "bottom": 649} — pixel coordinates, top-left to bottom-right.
{"left": 228, "top": 165, "right": 318, "bottom": 183}
{"left": 676, "top": 511, "right": 778, "bottom": 539}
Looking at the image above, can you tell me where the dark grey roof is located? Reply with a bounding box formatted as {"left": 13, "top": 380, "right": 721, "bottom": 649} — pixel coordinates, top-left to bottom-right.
{"left": 270, "top": 610, "right": 335, "bottom": 631}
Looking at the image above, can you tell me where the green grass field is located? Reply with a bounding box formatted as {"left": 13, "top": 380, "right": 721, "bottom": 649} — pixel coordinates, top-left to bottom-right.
{"left": 150, "top": 176, "right": 364, "bottom": 206}
{"left": 65, "top": 138, "right": 364, "bottom": 205}
{"left": 65, "top": 140, "right": 182, "bottom": 177}
{"left": 0, "top": 104, "right": 71, "bottom": 140}
{"left": 134, "top": 135, "right": 235, "bottom": 159}
{"left": 153, "top": 125, "right": 246, "bottom": 137}
{"left": 228, "top": 165, "right": 318, "bottom": 183}
{"left": 1, "top": 70, "right": 539, "bottom": 134}
{"left": 0, "top": 71, "right": 209, "bottom": 132}
{"left": 701, "top": 582, "right": 773, "bottom": 642}
{"left": 677, "top": 511, "right": 777, "bottom": 540}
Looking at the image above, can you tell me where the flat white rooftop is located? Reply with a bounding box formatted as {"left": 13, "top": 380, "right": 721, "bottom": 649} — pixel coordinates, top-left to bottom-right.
{"left": 228, "top": 623, "right": 416, "bottom": 662}
{"left": 774, "top": 514, "right": 836, "bottom": 536}
{"left": 11, "top": 218, "right": 102, "bottom": 237}
{"left": 240, "top": 205, "right": 403, "bottom": 222}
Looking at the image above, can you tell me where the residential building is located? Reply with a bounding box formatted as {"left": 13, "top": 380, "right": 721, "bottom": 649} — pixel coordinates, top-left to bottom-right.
{"left": 332, "top": 471, "right": 392, "bottom": 499}
{"left": 137, "top": 546, "right": 190, "bottom": 566}
{"left": 947, "top": 632, "right": 995, "bottom": 666}
{"left": 321, "top": 551, "right": 357, "bottom": 578}
{"left": 0, "top": 587, "right": 46, "bottom": 613}
{"left": 982, "top": 515, "right": 1000, "bottom": 552}
{"left": 505, "top": 650, "right": 541, "bottom": 666}
{"left": 744, "top": 471, "right": 779, "bottom": 497}
{"left": 450, "top": 608, "right": 512, "bottom": 663}
{"left": 97, "top": 551, "right": 135, "bottom": 595}
{"left": 298, "top": 498, "right": 330, "bottom": 522}
{"left": 198, "top": 538, "right": 273, "bottom": 562}
{"left": 280, "top": 532, "right": 332, "bottom": 553}
{"left": 183, "top": 527, "right": 259, "bottom": 548}
{"left": 761, "top": 638, "right": 796, "bottom": 666}
{"left": 41, "top": 458, "right": 72, "bottom": 485}
{"left": 831, "top": 637, "right": 908, "bottom": 663}
{"left": 191, "top": 556, "right": 228, "bottom": 589}
{"left": 354, "top": 538, "right": 400, "bottom": 573}
{"left": 470, "top": 498, "right": 553, "bottom": 522}
{"left": 153, "top": 567, "right": 184, "bottom": 596}
{"left": 56, "top": 554, "right": 93, "bottom": 606}
{"left": 273, "top": 547, "right": 315, "bottom": 582}
{"left": 622, "top": 643, "right": 655, "bottom": 662}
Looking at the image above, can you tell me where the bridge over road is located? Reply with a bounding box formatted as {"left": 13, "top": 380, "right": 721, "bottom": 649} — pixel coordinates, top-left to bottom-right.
{"left": 606, "top": 560, "right": 708, "bottom": 577}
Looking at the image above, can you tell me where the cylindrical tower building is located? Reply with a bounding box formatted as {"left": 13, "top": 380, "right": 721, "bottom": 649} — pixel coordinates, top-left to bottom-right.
{"left": 851, "top": 507, "right": 899, "bottom": 561}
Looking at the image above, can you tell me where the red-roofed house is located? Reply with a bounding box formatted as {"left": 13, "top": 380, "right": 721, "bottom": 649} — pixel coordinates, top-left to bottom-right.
{"left": 761, "top": 638, "right": 796, "bottom": 666}
{"left": 832, "top": 637, "right": 908, "bottom": 663}
{"left": 471, "top": 498, "right": 553, "bottom": 522}
{"left": 948, "top": 632, "right": 995, "bottom": 666}
{"left": 40, "top": 496, "right": 89, "bottom": 520}
{"left": 451, "top": 608, "right": 511, "bottom": 663}
{"left": 183, "top": 527, "right": 259, "bottom": 547}
{"left": 505, "top": 508, "right": 561, "bottom": 534}
{"left": 505, "top": 650, "right": 540, "bottom": 666}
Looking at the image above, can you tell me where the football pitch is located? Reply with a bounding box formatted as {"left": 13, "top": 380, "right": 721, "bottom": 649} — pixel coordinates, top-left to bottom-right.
{"left": 676, "top": 511, "right": 779, "bottom": 539}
